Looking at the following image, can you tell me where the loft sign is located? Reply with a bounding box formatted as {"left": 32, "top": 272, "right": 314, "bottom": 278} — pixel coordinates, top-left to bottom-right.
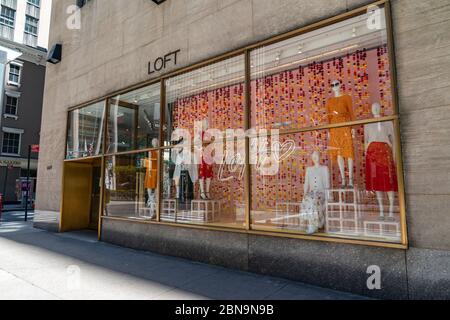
{"left": 148, "top": 49, "right": 181, "bottom": 75}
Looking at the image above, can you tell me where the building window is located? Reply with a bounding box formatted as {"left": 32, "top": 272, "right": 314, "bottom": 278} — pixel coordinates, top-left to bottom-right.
{"left": 65, "top": 4, "right": 406, "bottom": 246}
{"left": 107, "top": 83, "right": 161, "bottom": 154}
{"left": 66, "top": 102, "right": 105, "bottom": 159}
{"left": 27, "top": 0, "right": 40, "bottom": 7}
{"left": 8, "top": 63, "right": 21, "bottom": 86}
{"left": 0, "top": 5, "right": 15, "bottom": 28}
{"left": 5, "top": 95, "right": 18, "bottom": 116}
{"left": 25, "top": 15, "right": 38, "bottom": 35}
{"left": 2, "top": 131, "right": 21, "bottom": 155}
{"left": 77, "top": 0, "right": 92, "bottom": 8}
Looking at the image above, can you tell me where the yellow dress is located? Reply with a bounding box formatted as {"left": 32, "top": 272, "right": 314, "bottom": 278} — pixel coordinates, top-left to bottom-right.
{"left": 326, "top": 95, "right": 355, "bottom": 160}
{"left": 144, "top": 151, "right": 158, "bottom": 189}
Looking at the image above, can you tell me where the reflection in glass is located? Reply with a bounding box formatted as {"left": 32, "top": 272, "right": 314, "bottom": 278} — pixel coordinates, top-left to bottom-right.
{"left": 66, "top": 102, "right": 105, "bottom": 159}
{"left": 107, "top": 83, "right": 161, "bottom": 154}
{"left": 160, "top": 141, "right": 246, "bottom": 228}
{"left": 250, "top": 7, "right": 392, "bottom": 131}
{"left": 250, "top": 121, "right": 401, "bottom": 243}
{"left": 104, "top": 151, "right": 159, "bottom": 221}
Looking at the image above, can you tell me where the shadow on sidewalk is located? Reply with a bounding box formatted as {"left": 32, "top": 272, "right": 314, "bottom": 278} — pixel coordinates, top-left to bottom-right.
{"left": 0, "top": 218, "right": 367, "bottom": 300}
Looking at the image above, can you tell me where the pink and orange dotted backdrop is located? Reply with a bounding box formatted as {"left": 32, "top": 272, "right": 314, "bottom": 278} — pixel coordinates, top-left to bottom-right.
{"left": 171, "top": 45, "right": 393, "bottom": 213}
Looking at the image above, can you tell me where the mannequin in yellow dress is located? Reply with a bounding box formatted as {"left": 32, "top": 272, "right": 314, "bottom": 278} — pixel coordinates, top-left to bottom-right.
{"left": 326, "top": 80, "right": 355, "bottom": 188}
{"left": 144, "top": 138, "right": 159, "bottom": 207}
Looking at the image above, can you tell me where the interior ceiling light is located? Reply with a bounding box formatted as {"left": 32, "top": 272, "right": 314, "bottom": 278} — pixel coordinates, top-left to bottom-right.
{"left": 298, "top": 44, "right": 303, "bottom": 54}
{"left": 352, "top": 27, "right": 357, "bottom": 37}
{"left": 275, "top": 52, "right": 281, "bottom": 61}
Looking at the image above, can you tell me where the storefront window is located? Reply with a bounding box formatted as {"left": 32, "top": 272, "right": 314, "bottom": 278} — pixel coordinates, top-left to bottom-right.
{"left": 164, "top": 54, "right": 245, "bottom": 146}
{"left": 66, "top": 102, "right": 105, "bottom": 159}
{"left": 104, "top": 152, "right": 158, "bottom": 221}
{"left": 107, "top": 83, "right": 161, "bottom": 154}
{"left": 161, "top": 55, "right": 246, "bottom": 228}
{"left": 65, "top": 4, "right": 405, "bottom": 245}
{"left": 247, "top": 6, "right": 402, "bottom": 243}
{"left": 250, "top": 121, "right": 401, "bottom": 242}
{"left": 250, "top": 8, "right": 392, "bottom": 132}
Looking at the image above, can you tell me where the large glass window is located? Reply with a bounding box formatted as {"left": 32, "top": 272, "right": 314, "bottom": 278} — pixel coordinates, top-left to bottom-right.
{"left": 65, "top": 4, "right": 405, "bottom": 245}
{"left": 107, "top": 83, "right": 161, "bottom": 154}
{"left": 162, "top": 55, "right": 246, "bottom": 228}
{"left": 104, "top": 152, "right": 158, "bottom": 221}
{"left": 250, "top": 121, "right": 401, "bottom": 242}
{"left": 250, "top": 8, "right": 392, "bottom": 132}
{"left": 66, "top": 102, "right": 105, "bottom": 159}
{"left": 164, "top": 55, "right": 245, "bottom": 146}
{"left": 249, "top": 6, "right": 403, "bottom": 243}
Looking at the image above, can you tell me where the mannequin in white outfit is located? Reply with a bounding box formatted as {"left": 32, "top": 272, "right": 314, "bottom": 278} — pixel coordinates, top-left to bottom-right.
{"left": 301, "top": 151, "right": 331, "bottom": 234}
{"left": 364, "top": 103, "right": 396, "bottom": 220}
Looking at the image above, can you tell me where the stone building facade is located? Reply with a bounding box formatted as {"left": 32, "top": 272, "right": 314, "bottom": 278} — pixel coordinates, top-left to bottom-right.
{"left": 35, "top": 0, "right": 450, "bottom": 299}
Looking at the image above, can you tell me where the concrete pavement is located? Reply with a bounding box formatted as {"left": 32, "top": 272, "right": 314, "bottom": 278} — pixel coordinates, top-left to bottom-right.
{"left": 0, "top": 211, "right": 367, "bottom": 300}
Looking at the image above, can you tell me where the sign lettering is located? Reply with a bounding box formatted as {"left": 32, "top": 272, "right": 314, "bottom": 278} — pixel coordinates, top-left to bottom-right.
{"left": 148, "top": 49, "right": 181, "bottom": 75}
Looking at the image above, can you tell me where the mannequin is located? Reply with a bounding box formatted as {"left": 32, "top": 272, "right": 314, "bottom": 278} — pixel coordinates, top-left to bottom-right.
{"left": 300, "top": 151, "right": 330, "bottom": 234}
{"left": 144, "top": 138, "right": 159, "bottom": 208}
{"left": 364, "top": 103, "right": 398, "bottom": 220}
{"left": 172, "top": 134, "right": 198, "bottom": 203}
{"left": 198, "top": 119, "right": 213, "bottom": 200}
{"left": 326, "top": 80, "right": 355, "bottom": 188}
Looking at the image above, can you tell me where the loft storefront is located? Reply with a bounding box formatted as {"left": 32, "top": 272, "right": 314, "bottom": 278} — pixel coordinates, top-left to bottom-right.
{"left": 61, "top": 2, "right": 407, "bottom": 248}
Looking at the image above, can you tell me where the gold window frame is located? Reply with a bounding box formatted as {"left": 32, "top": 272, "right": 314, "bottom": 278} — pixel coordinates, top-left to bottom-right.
{"left": 62, "top": 0, "right": 408, "bottom": 249}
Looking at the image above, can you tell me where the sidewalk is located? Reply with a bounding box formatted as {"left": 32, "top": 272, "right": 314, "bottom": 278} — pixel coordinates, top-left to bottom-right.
{"left": 0, "top": 211, "right": 367, "bottom": 300}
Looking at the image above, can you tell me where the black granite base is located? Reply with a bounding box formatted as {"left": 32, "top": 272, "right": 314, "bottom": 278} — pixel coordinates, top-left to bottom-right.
{"left": 100, "top": 218, "right": 450, "bottom": 300}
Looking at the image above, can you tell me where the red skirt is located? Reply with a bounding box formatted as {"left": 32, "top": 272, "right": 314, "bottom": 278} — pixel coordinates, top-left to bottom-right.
{"left": 199, "top": 158, "right": 213, "bottom": 179}
{"left": 365, "top": 142, "right": 398, "bottom": 192}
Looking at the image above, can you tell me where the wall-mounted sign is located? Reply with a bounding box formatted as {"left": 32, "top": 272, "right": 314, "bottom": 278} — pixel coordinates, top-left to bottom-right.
{"left": 148, "top": 49, "right": 181, "bottom": 75}
{"left": 0, "top": 159, "right": 21, "bottom": 167}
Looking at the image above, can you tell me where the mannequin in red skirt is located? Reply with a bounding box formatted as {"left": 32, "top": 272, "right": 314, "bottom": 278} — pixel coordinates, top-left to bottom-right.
{"left": 199, "top": 119, "right": 213, "bottom": 200}
{"left": 364, "top": 103, "right": 398, "bottom": 221}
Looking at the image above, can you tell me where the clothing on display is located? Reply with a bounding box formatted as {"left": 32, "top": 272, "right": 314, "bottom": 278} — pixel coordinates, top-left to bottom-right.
{"left": 326, "top": 95, "right": 355, "bottom": 160}
{"left": 144, "top": 151, "right": 158, "bottom": 189}
{"left": 172, "top": 148, "right": 199, "bottom": 184}
{"left": 179, "top": 170, "right": 194, "bottom": 202}
{"left": 365, "top": 142, "right": 398, "bottom": 192}
{"left": 199, "top": 131, "right": 214, "bottom": 179}
{"left": 364, "top": 121, "right": 398, "bottom": 192}
{"left": 300, "top": 165, "right": 330, "bottom": 234}
{"left": 300, "top": 191, "right": 326, "bottom": 234}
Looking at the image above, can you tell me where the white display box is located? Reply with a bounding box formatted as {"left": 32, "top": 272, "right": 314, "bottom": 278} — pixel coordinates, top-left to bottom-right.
{"left": 325, "top": 188, "right": 361, "bottom": 235}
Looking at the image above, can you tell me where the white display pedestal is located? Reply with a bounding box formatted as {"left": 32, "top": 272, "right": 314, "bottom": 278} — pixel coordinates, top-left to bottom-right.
{"left": 161, "top": 199, "right": 177, "bottom": 222}
{"left": 325, "top": 188, "right": 360, "bottom": 235}
{"left": 188, "top": 200, "right": 221, "bottom": 223}
{"left": 364, "top": 220, "right": 400, "bottom": 239}
{"left": 139, "top": 202, "right": 156, "bottom": 219}
{"left": 275, "top": 202, "right": 303, "bottom": 228}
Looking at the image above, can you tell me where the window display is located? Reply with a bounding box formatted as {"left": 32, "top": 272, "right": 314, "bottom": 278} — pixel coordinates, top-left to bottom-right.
{"left": 104, "top": 152, "right": 158, "bottom": 221}
{"left": 107, "top": 83, "right": 161, "bottom": 154}
{"left": 163, "top": 54, "right": 245, "bottom": 146}
{"left": 66, "top": 101, "right": 105, "bottom": 159}
{"left": 250, "top": 10, "right": 392, "bottom": 132}
{"left": 160, "top": 54, "right": 246, "bottom": 228}
{"left": 65, "top": 4, "right": 405, "bottom": 245}
{"left": 250, "top": 121, "right": 401, "bottom": 242}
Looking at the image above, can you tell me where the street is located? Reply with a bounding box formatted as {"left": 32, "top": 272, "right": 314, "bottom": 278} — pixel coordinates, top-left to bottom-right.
{"left": 0, "top": 211, "right": 366, "bottom": 300}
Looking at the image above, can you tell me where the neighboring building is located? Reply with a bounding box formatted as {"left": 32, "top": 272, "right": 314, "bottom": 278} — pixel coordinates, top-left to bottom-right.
{"left": 0, "top": 0, "right": 51, "bottom": 203}
{"left": 35, "top": 0, "right": 450, "bottom": 299}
